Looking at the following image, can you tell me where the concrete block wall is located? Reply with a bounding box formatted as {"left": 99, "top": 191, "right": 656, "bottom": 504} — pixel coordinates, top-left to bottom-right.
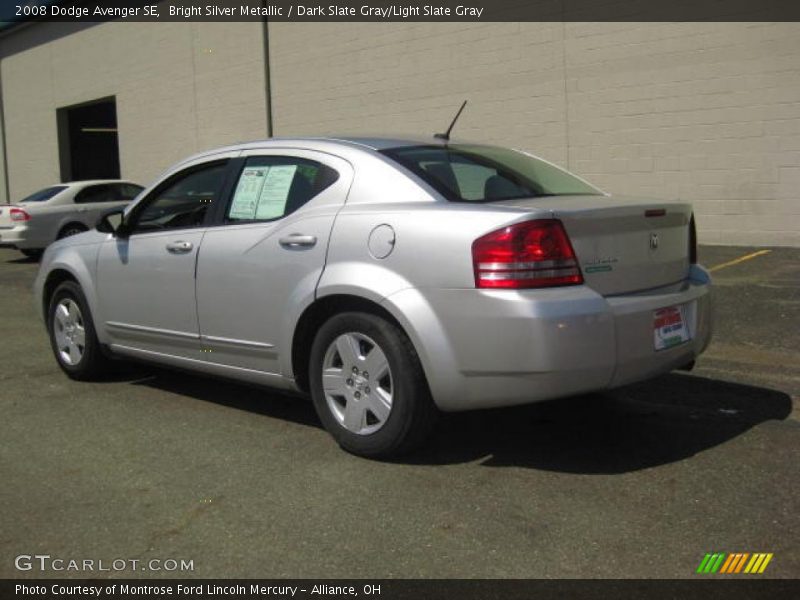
{"left": 1, "top": 21, "right": 797, "bottom": 246}
{"left": 0, "top": 21, "right": 268, "bottom": 201}
{"left": 269, "top": 22, "right": 800, "bottom": 246}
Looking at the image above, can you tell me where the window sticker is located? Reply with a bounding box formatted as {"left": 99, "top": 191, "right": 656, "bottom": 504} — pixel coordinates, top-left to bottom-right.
{"left": 255, "top": 165, "right": 297, "bottom": 220}
{"left": 229, "top": 167, "right": 268, "bottom": 219}
{"left": 229, "top": 164, "right": 298, "bottom": 220}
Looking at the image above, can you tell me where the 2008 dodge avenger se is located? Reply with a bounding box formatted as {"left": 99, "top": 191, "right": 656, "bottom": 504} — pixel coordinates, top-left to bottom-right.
{"left": 34, "top": 137, "right": 712, "bottom": 457}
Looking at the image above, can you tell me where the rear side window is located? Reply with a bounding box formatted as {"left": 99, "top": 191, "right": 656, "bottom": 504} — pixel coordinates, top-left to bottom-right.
{"left": 381, "top": 145, "right": 602, "bottom": 202}
{"left": 75, "top": 184, "right": 114, "bottom": 204}
{"left": 225, "top": 156, "right": 339, "bottom": 222}
{"left": 116, "top": 184, "right": 144, "bottom": 200}
{"left": 18, "top": 186, "right": 67, "bottom": 203}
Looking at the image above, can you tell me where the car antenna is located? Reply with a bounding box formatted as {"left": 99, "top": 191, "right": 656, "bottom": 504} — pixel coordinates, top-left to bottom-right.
{"left": 434, "top": 100, "right": 468, "bottom": 143}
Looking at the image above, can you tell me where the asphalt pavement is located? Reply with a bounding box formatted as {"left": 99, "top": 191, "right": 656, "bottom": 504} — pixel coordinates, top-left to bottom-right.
{"left": 0, "top": 245, "right": 797, "bottom": 579}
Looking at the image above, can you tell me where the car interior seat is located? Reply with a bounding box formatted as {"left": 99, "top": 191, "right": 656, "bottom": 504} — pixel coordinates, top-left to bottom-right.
{"left": 423, "top": 162, "right": 461, "bottom": 197}
{"left": 484, "top": 175, "right": 525, "bottom": 200}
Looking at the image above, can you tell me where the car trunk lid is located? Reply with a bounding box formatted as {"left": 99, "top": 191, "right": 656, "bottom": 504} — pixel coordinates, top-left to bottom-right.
{"left": 492, "top": 195, "right": 692, "bottom": 296}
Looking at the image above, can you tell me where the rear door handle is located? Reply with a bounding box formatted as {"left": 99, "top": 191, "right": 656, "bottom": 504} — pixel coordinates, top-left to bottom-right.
{"left": 166, "top": 240, "right": 193, "bottom": 254}
{"left": 279, "top": 234, "right": 317, "bottom": 248}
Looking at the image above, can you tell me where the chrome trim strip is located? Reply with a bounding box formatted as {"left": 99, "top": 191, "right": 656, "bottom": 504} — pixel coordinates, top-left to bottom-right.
{"left": 201, "top": 335, "right": 275, "bottom": 350}
{"left": 106, "top": 321, "right": 199, "bottom": 340}
{"left": 109, "top": 344, "right": 296, "bottom": 390}
{"left": 477, "top": 259, "right": 577, "bottom": 270}
{"left": 479, "top": 268, "right": 580, "bottom": 280}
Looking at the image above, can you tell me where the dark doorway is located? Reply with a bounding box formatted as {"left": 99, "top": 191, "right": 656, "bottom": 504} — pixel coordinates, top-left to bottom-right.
{"left": 57, "top": 97, "right": 120, "bottom": 181}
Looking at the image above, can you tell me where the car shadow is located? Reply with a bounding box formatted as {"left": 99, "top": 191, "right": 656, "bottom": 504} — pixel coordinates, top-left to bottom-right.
{"left": 111, "top": 362, "right": 321, "bottom": 429}
{"left": 4, "top": 255, "right": 39, "bottom": 264}
{"left": 409, "top": 373, "right": 793, "bottom": 473}
{"left": 114, "top": 364, "right": 792, "bottom": 474}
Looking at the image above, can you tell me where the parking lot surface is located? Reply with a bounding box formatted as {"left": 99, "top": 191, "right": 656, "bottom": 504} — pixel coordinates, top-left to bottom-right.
{"left": 1, "top": 245, "right": 798, "bottom": 579}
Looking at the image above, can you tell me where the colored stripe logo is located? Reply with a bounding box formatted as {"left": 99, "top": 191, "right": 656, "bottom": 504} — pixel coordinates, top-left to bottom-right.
{"left": 696, "top": 553, "right": 773, "bottom": 574}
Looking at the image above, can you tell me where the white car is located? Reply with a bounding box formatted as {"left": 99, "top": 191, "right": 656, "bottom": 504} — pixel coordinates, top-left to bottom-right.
{"left": 0, "top": 180, "right": 143, "bottom": 258}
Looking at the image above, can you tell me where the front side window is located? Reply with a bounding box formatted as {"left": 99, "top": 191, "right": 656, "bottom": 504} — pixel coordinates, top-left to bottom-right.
{"left": 381, "top": 145, "right": 602, "bottom": 202}
{"left": 130, "top": 162, "right": 227, "bottom": 234}
{"left": 19, "top": 186, "right": 67, "bottom": 203}
{"left": 225, "top": 156, "right": 339, "bottom": 222}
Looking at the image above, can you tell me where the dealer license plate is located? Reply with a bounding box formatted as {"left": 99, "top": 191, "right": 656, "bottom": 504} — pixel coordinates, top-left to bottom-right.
{"left": 653, "top": 305, "right": 691, "bottom": 351}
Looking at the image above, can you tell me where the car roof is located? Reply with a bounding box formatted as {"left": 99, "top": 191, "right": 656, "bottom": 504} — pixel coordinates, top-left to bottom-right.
{"left": 322, "top": 136, "right": 448, "bottom": 150}
{"left": 175, "top": 136, "right": 454, "bottom": 166}
{"left": 62, "top": 179, "right": 142, "bottom": 187}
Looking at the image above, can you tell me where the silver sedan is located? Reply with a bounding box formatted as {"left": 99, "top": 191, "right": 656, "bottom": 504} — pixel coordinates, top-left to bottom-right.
{"left": 0, "top": 180, "right": 143, "bottom": 258}
{"left": 34, "top": 137, "right": 712, "bottom": 457}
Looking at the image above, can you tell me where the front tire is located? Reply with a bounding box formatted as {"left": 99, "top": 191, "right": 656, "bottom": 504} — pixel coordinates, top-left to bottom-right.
{"left": 47, "top": 280, "right": 111, "bottom": 380}
{"left": 309, "top": 312, "right": 438, "bottom": 458}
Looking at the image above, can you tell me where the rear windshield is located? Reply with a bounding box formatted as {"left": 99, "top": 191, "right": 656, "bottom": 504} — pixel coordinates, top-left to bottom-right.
{"left": 19, "top": 185, "right": 68, "bottom": 203}
{"left": 381, "top": 144, "right": 602, "bottom": 202}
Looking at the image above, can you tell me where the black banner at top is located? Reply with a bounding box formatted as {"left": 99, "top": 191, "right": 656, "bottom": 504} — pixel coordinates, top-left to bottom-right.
{"left": 3, "top": 0, "right": 800, "bottom": 23}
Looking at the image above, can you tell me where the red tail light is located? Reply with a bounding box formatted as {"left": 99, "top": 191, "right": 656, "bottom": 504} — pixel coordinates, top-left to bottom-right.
{"left": 689, "top": 214, "right": 697, "bottom": 264}
{"left": 10, "top": 208, "right": 31, "bottom": 222}
{"left": 472, "top": 219, "right": 583, "bottom": 289}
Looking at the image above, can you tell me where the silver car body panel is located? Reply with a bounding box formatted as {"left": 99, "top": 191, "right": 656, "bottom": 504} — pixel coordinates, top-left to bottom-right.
{"left": 34, "top": 137, "right": 713, "bottom": 412}
{"left": 195, "top": 148, "right": 355, "bottom": 375}
{"left": 94, "top": 151, "right": 240, "bottom": 359}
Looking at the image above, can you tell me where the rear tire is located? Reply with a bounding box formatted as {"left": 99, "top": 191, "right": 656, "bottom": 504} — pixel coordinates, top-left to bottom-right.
{"left": 309, "top": 312, "right": 438, "bottom": 458}
{"left": 57, "top": 223, "right": 88, "bottom": 239}
{"left": 47, "top": 280, "right": 111, "bottom": 380}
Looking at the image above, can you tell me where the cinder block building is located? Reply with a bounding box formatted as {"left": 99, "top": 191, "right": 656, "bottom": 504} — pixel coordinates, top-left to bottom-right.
{"left": 1, "top": 20, "right": 798, "bottom": 245}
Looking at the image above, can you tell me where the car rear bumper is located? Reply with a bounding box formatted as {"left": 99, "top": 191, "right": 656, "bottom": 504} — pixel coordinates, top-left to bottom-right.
{"left": 385, "top": 264, "right": 712, "bottom": 412}
{"left": 0, "top": 225, "right": 42, "bottom": 250}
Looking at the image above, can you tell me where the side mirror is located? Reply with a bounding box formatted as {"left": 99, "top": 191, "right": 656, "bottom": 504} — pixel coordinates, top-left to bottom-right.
{"left": 96, "top": 209, "right": 127, "bottom": 236}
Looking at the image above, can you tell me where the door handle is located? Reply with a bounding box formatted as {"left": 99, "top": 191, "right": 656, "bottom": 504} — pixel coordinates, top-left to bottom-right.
{"left": 166, "top": 240, "right": 193, "bottom": 254}
{"left": 279, "top": 234, "right": 317, "bottom": 248}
